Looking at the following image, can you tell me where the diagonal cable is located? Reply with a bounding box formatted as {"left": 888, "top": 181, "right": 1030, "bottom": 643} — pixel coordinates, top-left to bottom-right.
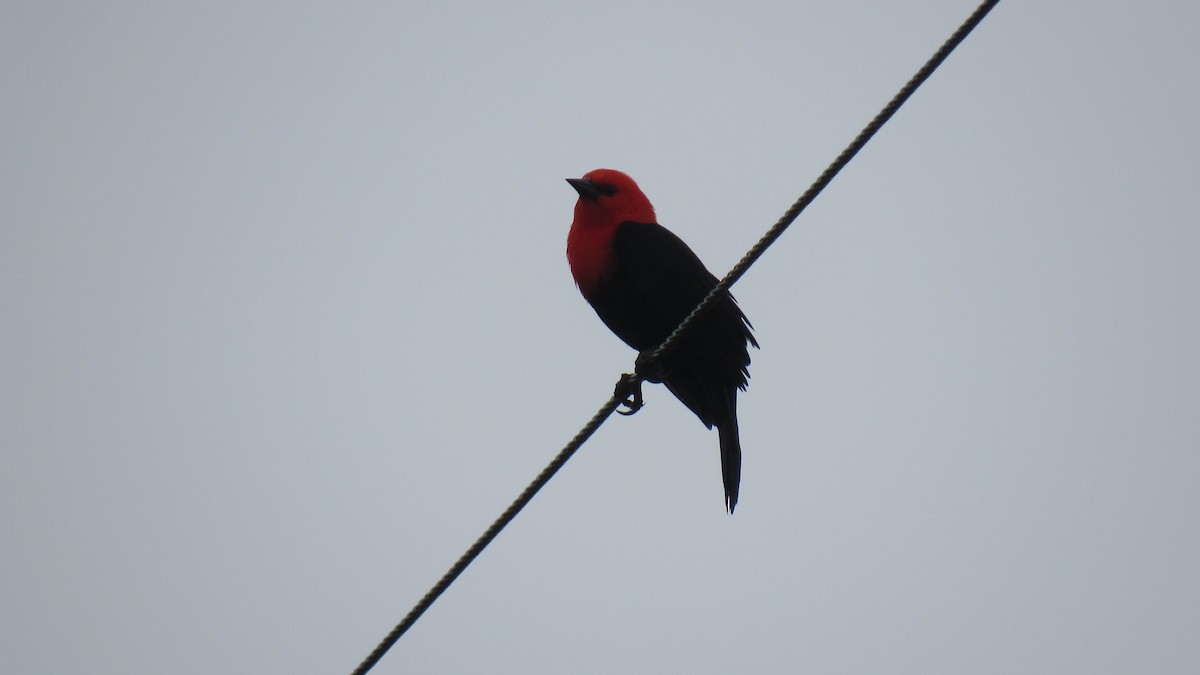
{"left": 349, "top": 391, "right": 627, "bottom": 675}
{"left": 350, "top": 1, "right": 1000, "bottom": 672}
{"left": 643, "top": 0, "right": 1002, "bottom": 369}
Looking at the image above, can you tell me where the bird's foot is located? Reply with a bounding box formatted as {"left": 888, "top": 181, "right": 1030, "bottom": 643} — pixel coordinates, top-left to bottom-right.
{"left": 615, "top": 373, "right": 645, "bottom": 416}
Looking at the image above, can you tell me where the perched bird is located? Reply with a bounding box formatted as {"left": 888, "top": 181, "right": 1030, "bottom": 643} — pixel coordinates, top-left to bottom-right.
{"left": 566, "top": 168, "right": 757, "bottom": 512}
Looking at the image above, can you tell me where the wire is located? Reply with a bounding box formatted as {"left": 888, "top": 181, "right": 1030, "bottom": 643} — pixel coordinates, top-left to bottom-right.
{"left": 349, "top": 390, "right": 627, "bottom": 675}
{"left": 644, "top": 0, "right": 1003, "bottom": 367}
{"left": 350, "top": 1, "right": 1000, "bottom": 672}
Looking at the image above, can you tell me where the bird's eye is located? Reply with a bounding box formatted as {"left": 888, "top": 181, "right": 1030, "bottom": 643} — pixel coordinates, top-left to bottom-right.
{"left": 596, "top": 183, "right": 617, "bottom": 197}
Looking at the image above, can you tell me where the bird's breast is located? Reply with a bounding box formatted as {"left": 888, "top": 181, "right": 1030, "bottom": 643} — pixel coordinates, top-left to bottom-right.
{"left": 566, "top": 221, "right": 618, "bottom": 298}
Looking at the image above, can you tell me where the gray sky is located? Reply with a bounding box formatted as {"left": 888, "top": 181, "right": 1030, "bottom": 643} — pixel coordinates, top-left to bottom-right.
{"left": 4, "top": 1, "right": 1198, "bottom": 673}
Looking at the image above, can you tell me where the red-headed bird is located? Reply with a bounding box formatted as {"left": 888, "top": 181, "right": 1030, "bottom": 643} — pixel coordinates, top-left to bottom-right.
{"left": 566, "top": 168, "right": 757, "bottom": 512}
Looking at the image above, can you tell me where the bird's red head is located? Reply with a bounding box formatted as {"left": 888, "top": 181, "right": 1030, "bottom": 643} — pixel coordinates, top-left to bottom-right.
{"left": 566, "top": 169, "right": 657, "bottom": 296}
{"left": 567, "top": 168, "right": 656, "bottom": 227}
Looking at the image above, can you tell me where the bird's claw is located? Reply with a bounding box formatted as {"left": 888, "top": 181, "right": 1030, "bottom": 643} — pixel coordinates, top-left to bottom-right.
{"left": 615, "top": 373, "right": 645, "bottom": 416}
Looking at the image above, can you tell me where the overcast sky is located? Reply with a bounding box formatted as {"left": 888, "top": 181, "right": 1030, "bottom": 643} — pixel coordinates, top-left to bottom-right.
{"left": 4, "top": 1, "right": 1199, "bottom": 673}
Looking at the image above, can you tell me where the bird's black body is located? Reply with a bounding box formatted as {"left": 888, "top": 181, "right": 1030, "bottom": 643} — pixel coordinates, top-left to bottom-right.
{"left": 585, "top": 221, "right": 756, "bottom": 511}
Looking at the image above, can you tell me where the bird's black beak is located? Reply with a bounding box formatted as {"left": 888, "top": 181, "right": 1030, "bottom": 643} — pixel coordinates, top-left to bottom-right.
{"left": 566, "top": 177, "right": 601, "bottom": 201}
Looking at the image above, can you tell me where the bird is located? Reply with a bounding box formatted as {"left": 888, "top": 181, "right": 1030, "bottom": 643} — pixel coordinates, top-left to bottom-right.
{"left": 566, "top": 168, "right": 757, "bottom": 512}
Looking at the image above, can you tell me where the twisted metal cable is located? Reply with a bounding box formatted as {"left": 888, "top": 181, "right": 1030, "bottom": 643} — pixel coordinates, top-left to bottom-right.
{"left": 349, "top": 390, "right": 628, "bottom": 675}
{"left": 644, "top": 0, "right": 1002, "bottom": 368}
{"left": 351, "top": 2, "right": 1000, "bottom": 672}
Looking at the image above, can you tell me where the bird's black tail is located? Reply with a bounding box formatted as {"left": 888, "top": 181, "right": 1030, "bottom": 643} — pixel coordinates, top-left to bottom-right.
{"left": 717, "top": 404, "right": 742, "bottom": 514}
